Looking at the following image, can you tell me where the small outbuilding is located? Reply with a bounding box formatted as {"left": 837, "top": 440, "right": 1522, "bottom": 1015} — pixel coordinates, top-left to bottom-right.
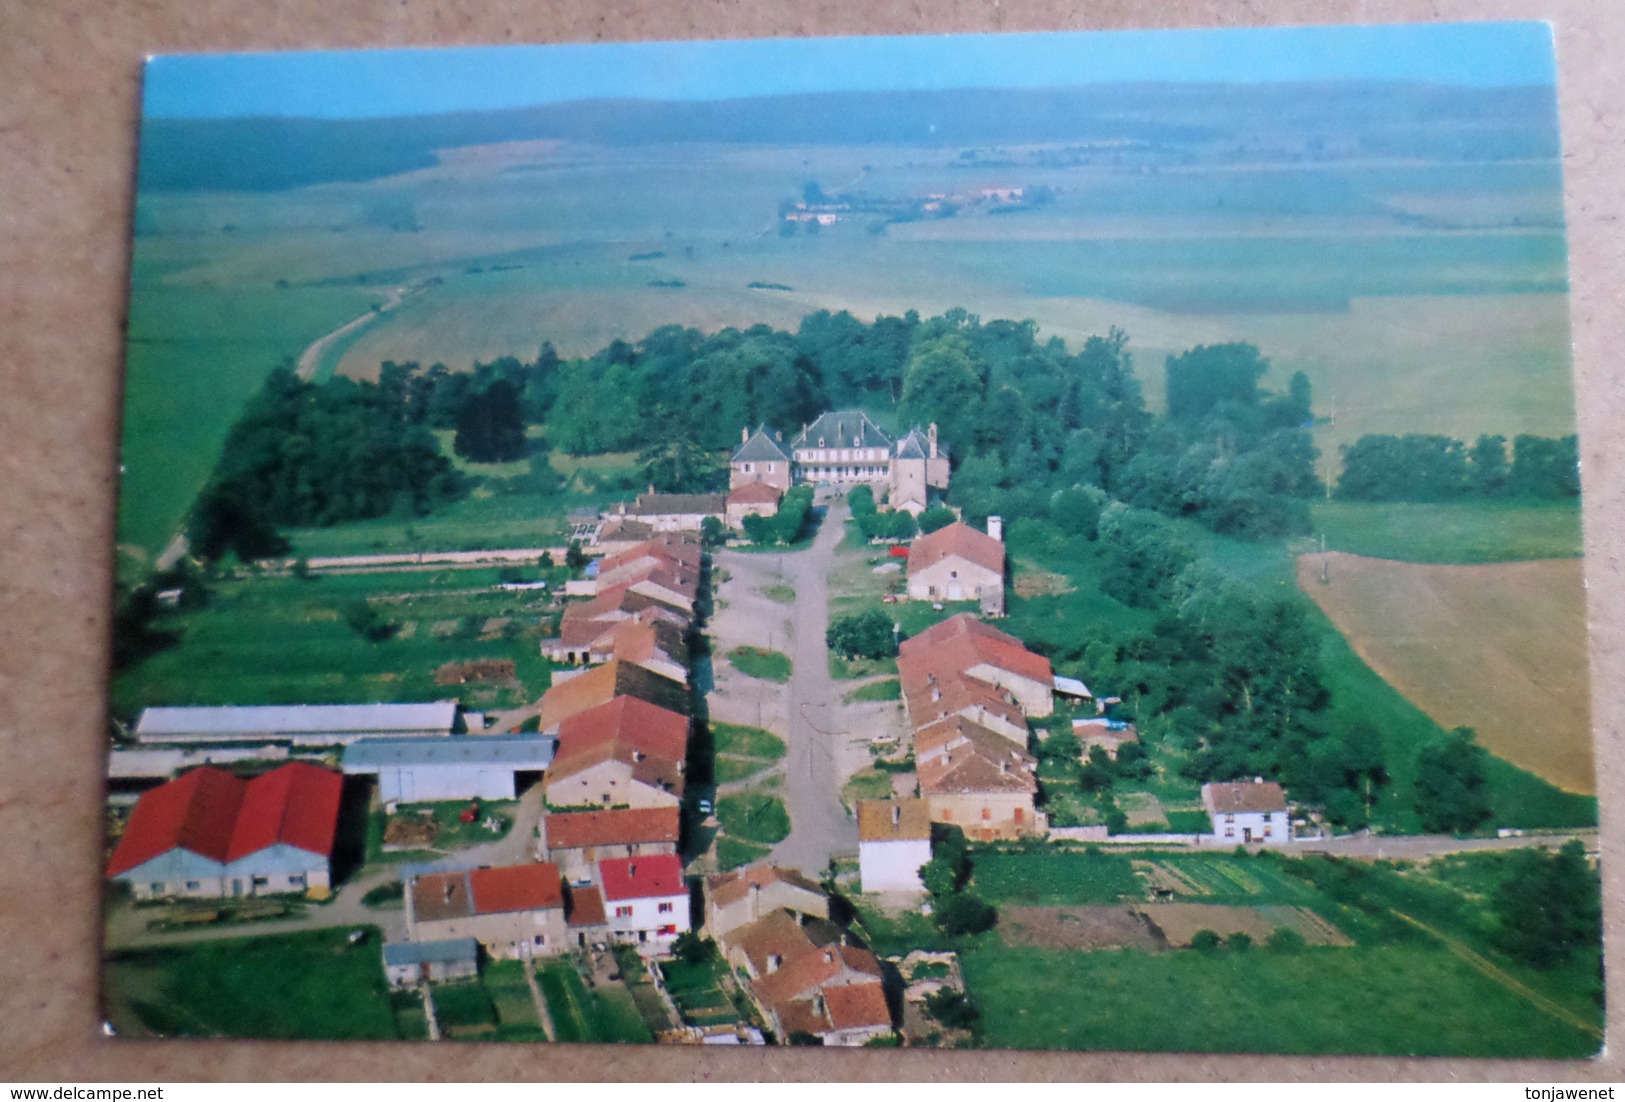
{"left": 382, "top": 937, "right": 479, "bottom": 988}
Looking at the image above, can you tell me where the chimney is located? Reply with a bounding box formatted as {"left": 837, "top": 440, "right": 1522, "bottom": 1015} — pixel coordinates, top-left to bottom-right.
{"left": 742, "top": 427, "right": 750, "bottom": 444}
{"left": 840, "top": 933, "right": 848, "bottom": 947}
{"left": 628, "top": 863, "right": 637, "bottom": 879}
{"left": 987, "top": 515, "right": 1003, "bottom": 543}
{"left": 749, "top": 881, "right": 761, "bottom": 920}
{"left": 928, "top": 423, "right": 938, "bottom": 459}
{"left": 823, "top": 950, "right": 834, "bottom": 964}
{"left": 443, "top": 881, "right": 455, "bottom": 903}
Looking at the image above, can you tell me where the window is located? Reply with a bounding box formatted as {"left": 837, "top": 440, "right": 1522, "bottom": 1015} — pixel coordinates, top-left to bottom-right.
{"left": 289, "top": 874, "right": 306, "bottom": 888}
{"left": 184, "top": 881, "right": 200, "bottom": 890}
{"left": 533, "top": 935, "right": 546, "bottom": 946}
{"left": 150, "top": 883, "right": 165, "bottom": 894}
{"left": 981, "top": 808, "right": 992, "bottom": 820}
{"left": 942, "top": 809, "right": 952, "bottom": 821}
{"left": 1263, "top": 826, "right": 1273, "bottom": 837}
{"left": 252, "top": 875, "right": 270, "bottom": 887}
{"left": 1225, "top": 813, "right": 1234, "bottom": 823}
{"left": 744, "top": 463, "right": 753, "bottom": 473}
{"left": 615, "top": 905, "right": 633, "bottom": 918}
{"left": 658, "top": 902, "right": 673, "bottom": 914}
{"left": 1224, "top": 828, "right": 1234, "bottom": 837}
{"left": 1013, "top": 808, "right": 1024, "bottom": 824}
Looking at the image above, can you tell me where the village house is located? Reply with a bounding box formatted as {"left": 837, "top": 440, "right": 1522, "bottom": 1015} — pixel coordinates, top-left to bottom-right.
{"left": 539, "top": 806, "right": 682, "bottom": 881}
{"left": 599, "top": 854, "right": 690, "bottom": 947}
{"left": 382, "top": 937, "right": 479, "bottom": 988}
{"left": 132, "top": 701, "right": 464, "bottom": 746}
{"left": 729, "top": 426, "right": 794, "bottom": 491}
{"left": 541, "top": 613, "right": 690, "bottom": 684}
{"left": 1202, "top": 779, "right": 1293, "bottom": 845}
{"left": 543, "top": 695, "right": 689, "bottom": 810}
{"left": 534, "top": 658, "right": 690, "bottom": 734}
{"left": 725, "top": 480, "right": 784, "bottom": 527}
{"left": 899, "top": 613, "right": 1054, "bottom": 719}
{"left": 564, "top": 882, "right": 610, "bottom": 949}
{"left": 105, "top": 762, "right": 342, "bottom": 900}
{"left": 590, "top": 516, "right": 658, "bottom": 557}
{"left": 1072, "top": 718, "right": 1138, "bottom": 761}
{"left": 608, "top": 491, "right": 725, "bottom": 532}
{"left": 542, "top": 587, "right": 690, "bottom": 666}
{"left": 721, "top": 907, "right": 892, "bottom": 1046}
{"left": 405, "top": 863, "right": 568, "bottom": 959}
{"left": 915, "top": 715, "right": 1042, "bottom": 840}
{"left": 904, "top": 520, "right": 1006, "bottom": 612}
{"left": 341, "top": 734, "right": 556, "bottom": 803}
{"left": 857, "top": 798, "right": 933, "bottom": 893}
{"left": 704, "top": 864, "right": 829, "bottom": 939}
{"left": 898, "top": 662, "right": 1029, "bottom": 745}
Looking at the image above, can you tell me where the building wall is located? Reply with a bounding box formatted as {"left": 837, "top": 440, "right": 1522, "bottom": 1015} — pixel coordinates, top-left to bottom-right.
{"left": 544, "top": 760, "right": 681, "bottom": 811}
{"left": 965, "top": 663, "right": 1053, "bottom": 719}
{"left": 726, "top": 499, "right": 780, "bottom": 527}
{"left": 906, "top": 558, "right": 1002, "bottom": 602}
{"left": 385, "top": 956, "right": 478, "bottom": 988}
{"left": 859, "top": 838, "right": 931, "bottom": 893}
{"left": 707, "top": 881, "right": 831, "bottom": 939}
{"left": 410, "top": 908, "right": 569, "bottom": 960}
{"left": 635, "top": 512, "right": 718, "bottom": 533}
{"left": 925, "top": 791, "right": 1041, "bottom": 841}
{"left": 1210, "top": 808, "right": 1290, "bottom": 844}
{"left": 889, "top": 459, "right": 928, "bottom": 515}
{"left": 118, "top": 846, "right": 328, "bottom": 900}
{"left": 376, "top": 763, "right": 518, "bottom": 804}
{"left": 606, "top": 892, "right": 690, "bottom": 944}
{"left": 925, "top": 455, "right": 951, "bottom": 490}
{"left": 730, "top": 461, "right": 792, "bottom": 492}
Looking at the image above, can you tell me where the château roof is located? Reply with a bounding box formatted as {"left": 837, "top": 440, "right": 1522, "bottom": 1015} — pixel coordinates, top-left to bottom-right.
{"left": 793, "top": 411, "right": 892, "bottom": 451}
{"left": 733, "top": 426, "right": 792, "bottom": 463}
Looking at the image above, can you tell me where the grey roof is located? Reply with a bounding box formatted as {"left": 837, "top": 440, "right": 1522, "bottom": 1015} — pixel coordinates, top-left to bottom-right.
{"left": 343, "top": 735, "right": 557, "bottom": 772}
{"left": 626, "top": 493, "right": 725, "bottom": 517}
{"left": 383, "top": 938, "right": 478, "bottom": 967}
{"left": 793, "top": 411, "right": 893, "bottom": 451}
{"left": 895, "top": 428, "right": 928, "bottom": 460}
{"left": 135, "top": 702, "right": 460, "bottom": 739}
{"left": 732, "top": 426, "right": 791, "bottom": 463}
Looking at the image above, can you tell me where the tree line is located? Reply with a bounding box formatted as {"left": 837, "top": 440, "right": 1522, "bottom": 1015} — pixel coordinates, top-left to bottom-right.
{"left": 1337, "top": 433, "right": 1579, "bottom": 502}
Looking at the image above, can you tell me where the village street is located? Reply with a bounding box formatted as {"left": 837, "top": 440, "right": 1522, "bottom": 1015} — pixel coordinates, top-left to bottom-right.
{"left": 709, "top": 502, "right": 865, "bottom": 877}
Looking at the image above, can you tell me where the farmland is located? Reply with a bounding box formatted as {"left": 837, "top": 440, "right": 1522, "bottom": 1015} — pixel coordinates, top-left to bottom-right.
{"left": 1297, "top": 552, "right": 1594, "bottom": 794}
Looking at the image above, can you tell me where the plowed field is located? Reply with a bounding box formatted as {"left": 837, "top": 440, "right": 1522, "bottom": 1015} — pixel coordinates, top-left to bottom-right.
{"left": 1297, "top": 552, "right": 1593, "bottom": 794}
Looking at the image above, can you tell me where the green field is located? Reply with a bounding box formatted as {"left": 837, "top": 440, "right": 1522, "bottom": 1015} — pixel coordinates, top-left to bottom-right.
{"left": 711, "top": 721, "right": 787, "bottom": 784}
{"left": 110, "top": 567, "right": 558, "bottom": 719}
{"left": 726, "top": 645, "right": 792, "bottom": 682}
{"left": 537, "top": 959, "right": 652, "bottom": 1043}
{"left": 103, "top": 927, "right": 400, "bottom": 1040}
{"left": 716, "top": 792, "right": 791, "bottom": 846}
{"left": 1312, "top": 500, "right": 1582, "bottom": 563}
{"left": 960, "top": 941, "right": 1598, "bottom": 1056}
{"left": 844, "top": 678, "right": 901, "bottom": 702}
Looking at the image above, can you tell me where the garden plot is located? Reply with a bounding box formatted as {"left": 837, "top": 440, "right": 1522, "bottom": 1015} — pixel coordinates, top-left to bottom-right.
{"left": 1137, "top": 903, "right": 1346, "bottom": 948}
{"left": 1001, "top": 906, "right": 1166, "bottom": 952}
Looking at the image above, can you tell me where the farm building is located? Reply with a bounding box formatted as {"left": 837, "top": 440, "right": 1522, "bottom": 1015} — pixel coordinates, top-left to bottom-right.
{"left": 608, "top": 491, "right": 725, "bottom": 532}
{"left": 857, "top": 798, "right": 933, "bottom": 893}
{"left": 904, "top": 521, "right": 1005, "bottom": 608}
{"left": 599, "top": 854, "right": 690, "bottom": 947}
{"left": 105, "top": 762, "right": 342, "bottom": 900}
{"left": 406, "top": 863, "right": 568, "bottom": 959}
{"left": 726, "top": 480, "right": 784, "bottom": 526}
{"left": 899, "top": 613, "right": 1053, "bottom": 720}
{"left": 534, "top": 658, "right": 690, "bottom": 734}
{"left": 382, "top": 937, "right": 479, "bottom": 988}
{"left": 1201, "top": 779, "right": 1292, "bottom": 845}
{"left": 543, "top": 695, "right": 690, "bottom": 809}
{"left": 1072, "top": 718, "right": 1138, "bottom": 760}
{"left": 539, "top": 806, "right": 682, "bottom": 881}
{"left": 133, "top": 701, "right": 463, "bottom": 746}
{"left": 341, "top": 734, "right": 556, "bottom": 803}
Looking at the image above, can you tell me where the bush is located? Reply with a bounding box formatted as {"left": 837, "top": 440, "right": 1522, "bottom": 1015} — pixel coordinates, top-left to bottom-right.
{"left": 917, "top": 506, "right": 957, "bottom": 534}
{"left": 935, "top": 893, "right": 997, "bottom": 936}
{"left": 1225, "top": 932, "right": 1253, "bottom": 952}
{"left": 1266, "top": 926, "right": 1306, "bottom": 953}
{"left": 826, "top": 608, "right": 899, "bottom": 660}
{"left": 923, "top": 988, "right": 981, "bottom": 1030}
{"left": 1190, "top": 929, "right": 1222, "bottom": 952}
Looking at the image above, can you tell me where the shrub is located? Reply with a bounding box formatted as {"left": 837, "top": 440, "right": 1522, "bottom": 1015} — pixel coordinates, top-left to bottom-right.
{"left": 924, "top": 988, "right": 981, "bottom": 1030}
{"left": 1225, "top": 932, "right": 1253, "bottom": 952}
{"left": 936, "top": 893, "right": 997, "bottom": 936}
{"left": 1267, "top": 926, "right": 1306, "bottom": 953}
{"left": 1190, "top": 929, "right": 1222, "bottom": 952}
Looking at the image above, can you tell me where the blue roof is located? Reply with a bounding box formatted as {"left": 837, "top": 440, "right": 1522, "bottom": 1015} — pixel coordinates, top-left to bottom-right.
{"left": 383, "top": 938, "right": 478, "bottom": 966}
{"left": 343, "top": 734, "right": 557, "bottom": 771}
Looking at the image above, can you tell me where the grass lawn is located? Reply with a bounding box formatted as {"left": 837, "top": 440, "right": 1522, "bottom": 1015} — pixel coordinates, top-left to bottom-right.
{"left": 104, "top": 927, "right": 400, "bottom": 1039}
{"left": 727, "top": 645, "right": 792, "bottom": 682}
{"left": 841, "top": 766, "right": 896, "bottom": 810}
{"left": 716, "top": 792, "right": 790, "bottom": 846}
{"left": 433, "top": 980, "right": 499, "bottom": 1035}
{"left": 1312, "top": 500, "right": 1582, "bottom": 564}
{"left": 969, "top": 849, "right": 1142, "bottom": 906}
{"left": 711, "top": 721, "right": 787, "bottom": 784}
{"left": 829, "top": 654, "right": 898, "bottom": 680}
{"left": 844, "top": 678, "right": 901, "bottom": 702}
{"left": 761, "top": 583, "right": 798, "bottom": 604}
{"left": 716, "top": 836, "right": 772, "bottom": 871}
{"left": 960, "top": 940, "right": 1599, "bottom": 1057}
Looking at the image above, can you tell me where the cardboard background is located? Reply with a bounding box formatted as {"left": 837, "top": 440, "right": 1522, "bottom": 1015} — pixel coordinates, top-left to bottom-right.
{"left": 1, "top": 0, "right": 1620, "bottom": 1082}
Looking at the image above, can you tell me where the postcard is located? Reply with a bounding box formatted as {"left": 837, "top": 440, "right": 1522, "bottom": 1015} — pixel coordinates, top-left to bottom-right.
{"left": 103, "top": 22, "right": 1601, "bottom": 1056}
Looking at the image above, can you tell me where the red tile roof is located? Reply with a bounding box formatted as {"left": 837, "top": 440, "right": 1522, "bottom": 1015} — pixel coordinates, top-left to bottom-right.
{"left": 469, "top": 863, "right": 564, "bottom": 914}
{"left": 705, "top": 864, "right": 825, "bottom": 910}
{"left": 538, "top": 660, "right": 690, "bottom": 731}
{"left": 906, "top": 522, "right": 1004, "bottom": 578}
{"left": 1202, "top": 780, "right": 1288, "bottom": 815}
{"left": 567, "top": 883, "right": 607, "bottom": 928}
{"left": 823, "top": 981, "right": 892, "bottom": 1031}
{"left": 915, "top": 716, "right": 1038, "bottom": 796}
{"left": 544, "top": 807, "right": 681, "bottom": 850}
{"left": 106, "top": 763, "right": 341, "bottom": 878}
{"left": 599, "top": 854, "right": 686, "bottom": 901}
{"left": 727, "top": 481, "right": 783, "bottom": 506}
{"left": 900, "top": 614, "right": 1052, "bottom": 687}
{"left": 549, "top": 695, "right": 690, "bottom": 788}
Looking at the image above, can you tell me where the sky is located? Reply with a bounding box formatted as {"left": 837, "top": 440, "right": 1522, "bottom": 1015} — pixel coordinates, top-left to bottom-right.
{"left": 145, "top": 22, "right": 1557, "bottom": 120}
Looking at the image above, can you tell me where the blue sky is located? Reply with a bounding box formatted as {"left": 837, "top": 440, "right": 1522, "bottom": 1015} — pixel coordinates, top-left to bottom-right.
{"left": 146, "top": 22, "right": 1556, "bottom": 120}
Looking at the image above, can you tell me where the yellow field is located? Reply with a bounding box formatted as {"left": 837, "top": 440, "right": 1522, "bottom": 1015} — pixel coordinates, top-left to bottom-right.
{"left": 1297, "top": 552, "right": 1594, "bottom": 794}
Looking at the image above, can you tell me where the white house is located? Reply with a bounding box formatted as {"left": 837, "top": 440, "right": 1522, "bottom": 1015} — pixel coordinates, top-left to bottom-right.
{"left": 857, "top": 798, "right": 933, "bottom": 893}
{"left": 904, "top": 521, "right": 1004, "bottom": 605}
{"left": 599, "top": 854, "right": 690, "bottom": 947}
{"left": 1201, "top": 779, "right": 1292, "bottom": 845}
{"left": 341, "top": 734, "right": 557, "bottom": 803}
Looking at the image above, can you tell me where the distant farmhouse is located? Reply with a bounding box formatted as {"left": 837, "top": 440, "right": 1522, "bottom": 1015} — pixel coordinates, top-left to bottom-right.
{"left": 106, "top": 762, "right": 342, "bottom": 900}
{"left": 730, "top": 411, "right": 950, "bottom": 515}
{"left": 905, "top": 518, "right": 1006, "bottom": 615}
{"left": 1202, "top": 779, "right": 1293, "bottom": 845}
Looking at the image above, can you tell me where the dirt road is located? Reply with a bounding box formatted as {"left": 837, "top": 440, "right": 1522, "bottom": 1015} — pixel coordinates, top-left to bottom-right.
{"left": 295, "top": 284, "right": 413, "bottom": 381}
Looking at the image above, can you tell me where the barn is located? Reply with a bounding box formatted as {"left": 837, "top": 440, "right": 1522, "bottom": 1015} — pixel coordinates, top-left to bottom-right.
{"left": 341, "top": 735, "right": 557, "bottom": 803}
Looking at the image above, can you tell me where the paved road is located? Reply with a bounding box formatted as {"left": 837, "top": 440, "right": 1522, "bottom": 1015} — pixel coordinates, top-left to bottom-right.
{"left": 1287, "top": 829, "right": 1597, "bottom": 860}
{"left": 761, "top": 504, "right": 859, "bottom": 876}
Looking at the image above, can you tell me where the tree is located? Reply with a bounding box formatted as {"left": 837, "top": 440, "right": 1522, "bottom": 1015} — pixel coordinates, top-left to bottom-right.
{"left": 1492, "top": 840, "right": 1601, "bottom": 969}
{"left": 1190, "top": 929, "right": 1222, "bottom": 952}
{"left": 1225, "top": 932, "right": 1253, "bottom": 952}
{"left": 453, "top": 378, "right": 527, "bottom": 463}
{"left": 1413, "top": 728, "right": 1492, "bottom": 834}
{"left": 916, "top": 506, "right": 957, "bottom": 535}
{"left": 935, "top": 893, "right": 997, "bottom": 936}
{"left": 188, "top": 482, "right": 290, "bottom": 564}
{"left": 1266, "top": 927, "right": 1306, "bottom": 953}
{"left": 1469, "top": 434, "right": 1510, "bottom": 497}
{"left": 826, "top": 609, "right": 898, "bottom": 660}
{"left": 1165, "top": 343, "right": 1268, "bottom": 422}
{"left": 700, "top": 515, "right": 727, "bottom": 547}
{"left": 671, "top": 931, "right": 718, "bottom": 965}
{"left": 923, "top": 989, "right": 981, "bottom": 1030}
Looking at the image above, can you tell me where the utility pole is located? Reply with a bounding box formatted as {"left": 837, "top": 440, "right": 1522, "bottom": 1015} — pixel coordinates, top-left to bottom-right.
{"left": 1320, "top": 532, "right": 1330, "bottom": 585}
